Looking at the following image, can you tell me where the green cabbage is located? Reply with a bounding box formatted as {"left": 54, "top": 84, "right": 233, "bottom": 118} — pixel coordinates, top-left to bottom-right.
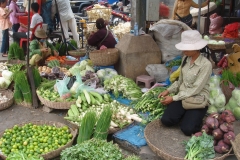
{"left": 228, "top": 97, "right": 239, "bottom": 109}
{"left": 232, "top": 89, "right": 240, "bottom": 101}
{"left": 210, "top": 88, "right": 221, "bottom": 98}
{"left": 214, "top": 94, "right": 226, "bottom": 108}
{"left": 233, "top": 107, "right": 240, "bottom": 120}
{"left": 207, "top": 105, "right": 218, "bottom": 114}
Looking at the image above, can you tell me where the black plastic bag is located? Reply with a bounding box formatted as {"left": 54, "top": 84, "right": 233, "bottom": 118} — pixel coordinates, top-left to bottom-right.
{"left": 67, "top": 76, "right": 76, "bottom": 89}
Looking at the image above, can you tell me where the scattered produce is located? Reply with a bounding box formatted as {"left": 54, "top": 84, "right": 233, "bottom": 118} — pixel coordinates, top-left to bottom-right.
{"left": 112, "top": 22, "right": 131, "bottom": 40}
{"left": 77, "top": 110, "right": 97, "bottom": 144}
{"left": 46, "top": 56, "right": 66, "bottom": 64}
{"left": 61, "top": 139, "right": 124, "bottom": 160}
{"left": 200, "top": 111, "right": 236, "bottom": 154}
{"left": 33, "top": 67, "right": 41, "bottom": 88}
{"left": 82, "top": 71, "right": 101, "bottom": 88}
{"left": 0, "top": 70, "right": 13, "bottom": 89}
{"left": 221, "top": 69, "right": 239, "bottom": 87}
{"left": 104, "top": 75, "right": 142, "bottom": 100}
{"left": 65, "top": 100, "right": 141, "bottom": 129}
{"left": 93, "top": 106, "right": 112, "bottom": 140}
{"left": 38, "top": 66, "right": 71, "bottom": 79}
{"left": 13, "top": 71, "right": 32, "bottom": 105}
{"left": 96, "top": 68, "right": 118, "bottom": 84}
{"left": 69, "top": 59, "right": 94, "bottom": 77}
{"left": 6, "top": 151, "right": 44, "bottom": 160}
{"left": 132, "top": 87, "right": 169, "bottom": 122}
{"left": 8, "top": 42, "right": 25, "bottom": 60}
{"left": 184, "top": 132, "right": 215, "bottom": 160}
{"left": 7, "top": 63, "right": 24, "bottom": 73}
{"left": 0, "top": 62, "right": 8, "bottom": 72}
{"left": 0, "top": 93, "right": 9, "bottom": 103}
{"left": 0, "top": 123, "right": 72, "bottom": 157}
{"left": 47, "top": 60, "right": 60, "bottom": 68}
{"left": 86, "top": 4, "right": 112, "bottom": 22}
{"left": 208, "top": 76, "right": 226, "bottom": 113}
{"left": 225, "top": 88, "right": 240, "bottom": 120}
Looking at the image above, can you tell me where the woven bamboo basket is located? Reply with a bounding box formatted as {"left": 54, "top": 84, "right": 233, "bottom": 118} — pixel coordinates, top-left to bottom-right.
{"left": 89, "top": 48, "right": 119, "bottom": 66}
{"left": 231, "top": 134, "right": 240, "bottom": 160}
{"left": 68, "top": 49, "right": 86, "bottom": 57}
{"left": 220, "top": 80, "right": 235, "bottom": 103}
{"left": 208, "top": 44, "right": 226, "bottom": 50}
{"left": 144, "top": 120, "right": 232, "bottom": 160}
{"left": 37, "top": 92, "right": 75, "bottom": 109}
{"left": 0, "top": 90, "right": 14, "bottom": 111}
{"left": 0, "top": 120, "right": 78, "bottom": 160}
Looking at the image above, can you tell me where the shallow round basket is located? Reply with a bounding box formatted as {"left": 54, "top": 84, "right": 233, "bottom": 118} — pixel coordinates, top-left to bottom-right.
{"left": 0, "top": 120, "right": 78, "bottom": 160}
{"left": 89, "top": 48, "right": 119, "bottom": 66}
{"left": 208, "top": 44, "right": 226, "bottom": 50}
{"left": 68, "top": 49, "right": 86, "bottom": 57}
{"left": 231, "top": 134, "right": 240, "bottom": 160}
{"left": 0, "top": 90, "right": 14, "bottom": 111}
{"left": 64, "top": 59, "right": 79, "bottom": 66}
{"left": 37, "top": 92, "right": 75, "bottom": 109}
{"left": 144, "top": 120, "right": 232, "bottom": 160}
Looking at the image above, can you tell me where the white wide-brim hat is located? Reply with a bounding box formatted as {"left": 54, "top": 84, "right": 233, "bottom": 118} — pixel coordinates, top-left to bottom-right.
{"left": 175, "top": 30, "right": 208, "bottom": 51}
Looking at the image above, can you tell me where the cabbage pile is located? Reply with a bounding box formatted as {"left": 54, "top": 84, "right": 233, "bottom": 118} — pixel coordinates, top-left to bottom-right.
{"left": 0, "top": 70, "right": 13, "bottom": 89}
{"left": 225, "top": 88, "right": 240, "bottom": 120}
{"left": 208, "top": 76, "right": 226, "bottom": 114}
{"left": 96, "top": 68, "right": 118, "bottom": 84}
{"left": 69, "top": 60, "right": 94, "bottom": 77}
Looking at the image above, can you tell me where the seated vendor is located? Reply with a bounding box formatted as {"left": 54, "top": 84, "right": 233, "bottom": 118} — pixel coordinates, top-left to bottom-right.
{"left": 29, "top": 28, "right": 58, "bottom": 66}
{"left": 87, "top": 18, "right": 117, "bottom": 50}
{"left": 158, "top": 30, "right": 212, "bottom": 136}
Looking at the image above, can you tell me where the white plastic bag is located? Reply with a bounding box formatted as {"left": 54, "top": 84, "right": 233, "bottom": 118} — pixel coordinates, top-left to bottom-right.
{"left": 146, "top": 64, "right": 169, "bottom": 82}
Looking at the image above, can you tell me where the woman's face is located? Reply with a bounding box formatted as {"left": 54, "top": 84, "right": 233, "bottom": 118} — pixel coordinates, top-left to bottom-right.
{"left": 183, "top": 50, "right": 198, "bottom": 57}
{"left": 0, "top": 0, "right": 7, "bottom": 8}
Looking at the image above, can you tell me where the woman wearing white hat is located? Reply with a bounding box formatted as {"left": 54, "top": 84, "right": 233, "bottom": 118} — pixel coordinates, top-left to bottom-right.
{"left": 29, "top": 28, "right": 59, "bottom": 66}
{"left": 158, "top": 30, "right": 212, "bottom": 136}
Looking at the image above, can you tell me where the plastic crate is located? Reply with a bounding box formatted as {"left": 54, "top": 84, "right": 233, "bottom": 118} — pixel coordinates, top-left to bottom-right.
{"left": 19, "top": 15, "right": 33, "bottom": 25}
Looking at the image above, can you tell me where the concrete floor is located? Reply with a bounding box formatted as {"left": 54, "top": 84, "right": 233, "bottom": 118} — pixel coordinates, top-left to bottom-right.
{"left": 0, "top": 31, "right": 238, "bottom": 160}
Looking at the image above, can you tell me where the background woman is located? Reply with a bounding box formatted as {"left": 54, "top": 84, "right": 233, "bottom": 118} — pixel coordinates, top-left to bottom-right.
{"left": 158, "top": 30, "right": 212, "bottom": 136}
{"left": 88, "top": 18, "right": 117, "bottom": 50}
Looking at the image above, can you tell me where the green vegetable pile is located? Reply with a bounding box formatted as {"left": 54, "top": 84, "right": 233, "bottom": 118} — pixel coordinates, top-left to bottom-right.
{"left": 0, "top": 123, "right": 72, "bottom": 157}
{"left": 132, "top": 87, "right": 168, "bottom": 122}
{"left": 166, "top": 59, "right": 182, "bottom": 68}
{"left": 6, "top": 151, "right": 44, "bottom": 160}
{"left": 8, "top": 63, "right": 25, "bottom": 73}
{"left": 221, "top": 69, "right": 240, "bottom": 87}
{"left": 8, "top": 42, "right": 25, "bottom": 60}
{"left": 104, "top": 75, "right": 142, "bottom": 100}
{"left": 47, "top": 60, "right": 60, "bottom": 68}
{"left": 184, "top": 132, "right": 215, "bottom": 160}
{"left": 60, "top": 139, "right": 124, "bottom": 160}
{"left": 55, "top": 40, "right": 77, "bottom": 56}
{"left": 125, "top": 155, "right": 141, "bottom": 160}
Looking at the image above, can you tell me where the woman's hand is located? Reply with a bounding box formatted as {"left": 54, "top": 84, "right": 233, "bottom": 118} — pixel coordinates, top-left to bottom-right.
{"left": 41, "top": 48, "right": 48, "bottom": 53}
{"left": 161, "top": 96, "right": 173, "bottom": 105}
{"left": 100, "top": 45, "right": 107, "bottom": 50}
{"left": 158, "top": 90, "right": 169, "bottom": 98}
{"left": 53, "top": 50, "right": 59, "bottom": 56}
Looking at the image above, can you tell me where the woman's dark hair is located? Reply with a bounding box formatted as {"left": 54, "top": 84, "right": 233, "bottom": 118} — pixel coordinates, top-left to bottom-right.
{"left": 31, "top": 2, "right": 39, "bottom": 13}
{"left": 0, "top": 0, "right": 6, "bottom": 4}
{"left": 96, "top": 18, "right": 106, "bottom": 29}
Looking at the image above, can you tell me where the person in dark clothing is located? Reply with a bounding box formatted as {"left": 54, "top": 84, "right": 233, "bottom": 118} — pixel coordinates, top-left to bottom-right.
{"left": 87, "top": 18, "right": 117, "bottom": 50}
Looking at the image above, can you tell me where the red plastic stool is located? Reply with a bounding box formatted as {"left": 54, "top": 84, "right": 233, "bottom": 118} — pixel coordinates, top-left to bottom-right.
{"left": 136, "top": 75, "right": 155, "bottom": 88}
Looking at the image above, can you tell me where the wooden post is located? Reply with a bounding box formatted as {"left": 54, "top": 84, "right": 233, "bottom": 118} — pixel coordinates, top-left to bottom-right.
{"left": 26, "top": 0, "right": 39, "bottom": 108}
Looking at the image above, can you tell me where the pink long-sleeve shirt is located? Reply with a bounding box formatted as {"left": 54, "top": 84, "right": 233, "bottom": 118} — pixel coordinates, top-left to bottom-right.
{"left": 9, "top": 1, "right": 26, "bottom": 24}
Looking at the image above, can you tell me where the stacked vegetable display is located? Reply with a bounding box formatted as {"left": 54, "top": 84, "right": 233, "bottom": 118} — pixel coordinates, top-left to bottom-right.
{"left": 195, "top": 111, "right": 236, "bottom": 154}
{"left": 104, "top": 75, "right": 142, "bottom": 100}
{"left": 65, "top": 90, "right": 142, "bottom": 129}
{"left": 96, "top": 68, "right": 118, "bottom": 85}
{"left": 38, "top": 66, "right": 71, "bottom": 80}
{"left": 208, "top": 76, "right": 227, "bottom": 114}
{"left": 132, "top": 87, "right": 168, "bottom": 122}
{"left": 69, "top": 59, "right": 94, "bottom": 77}
{"left": 0, "top": 70, "right": 13, "bottom": 89}
{"left": 0, "top": 123, "right": 72, "bottom": 157}
{"left": 225, "top": 88, "right": 240, "bottom": 120}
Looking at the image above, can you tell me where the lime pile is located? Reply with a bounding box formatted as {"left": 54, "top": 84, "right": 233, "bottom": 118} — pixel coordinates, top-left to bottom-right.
{"left": 0, "top": 123, "right": 72, "bottom": 157}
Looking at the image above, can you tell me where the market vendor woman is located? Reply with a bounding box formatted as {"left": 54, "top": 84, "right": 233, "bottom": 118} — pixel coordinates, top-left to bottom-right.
{"left": 158, "top": 30, "right": 212, "bottom": 136}
{"left": 88, "top": 18, "right": 117, "bottom": 50}
{"left": 29, "top": 28, "right": 59, "bottom": 66}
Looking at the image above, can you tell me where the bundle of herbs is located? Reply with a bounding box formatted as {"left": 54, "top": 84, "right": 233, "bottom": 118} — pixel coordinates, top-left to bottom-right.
{"left": 221, "top": 69, "right": 240, "bottom": 87}
{"left": 77, "top": 110, "right": 97, "bottom": 144}
{"left": 13, "top": 83, "right": 23, "bottom": 104}
{"left": 32, "top": 67, "right": 42, "bottom": 88}
{"left": 184, "top": 132, "right": 215, "bottom": 160}
{"left": 61, "top": 139, "right": 124, "bottom": 160}
{"left": 93, "top": 106, "right": 113, "bottom": 140}
{"left": 14, "top": 71, "right": 32, "bottom": 105}
{"left": 8, "top": 42, "right": 25, "bottom": 60}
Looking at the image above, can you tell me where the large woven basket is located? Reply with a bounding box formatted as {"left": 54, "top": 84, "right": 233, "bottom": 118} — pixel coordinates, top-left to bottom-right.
{"left": 89, "top": 48, "right": 119, "bottom": 66}
{"left": 231, "top": 134, "right": 240, "bottom": 160}
{"left": 0, "top": 90, "right": 14, "bottom": 111}
{"left": 68, "top": 49, "right": 86, "bottom": 57}
{"left": 144, "top": 120, "right": 232, "bottom": 160}
{"left": 208, "top": 44, "right": 226, "bottom": 50}
{"left": 37, "top": 92, "right": 75, "bottom": 109}
{"left": 0, "top": 120, "right": 78, "bottom": 160}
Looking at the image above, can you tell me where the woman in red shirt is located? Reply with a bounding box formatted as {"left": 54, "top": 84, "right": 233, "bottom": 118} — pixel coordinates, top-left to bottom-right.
{"left": 88, "top": 18, "right": 117, "bottom": 50}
